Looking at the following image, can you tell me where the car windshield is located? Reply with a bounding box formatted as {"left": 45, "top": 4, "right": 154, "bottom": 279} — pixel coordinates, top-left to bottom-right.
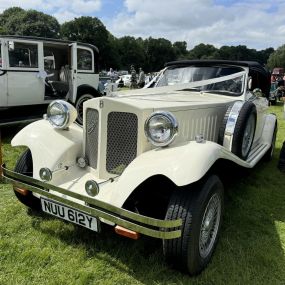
{"left": 155, "top": 66, "right": 246, "bottom": 96}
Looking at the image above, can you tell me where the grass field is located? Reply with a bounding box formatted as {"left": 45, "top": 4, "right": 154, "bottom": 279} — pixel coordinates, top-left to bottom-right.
{"left": 0, "top": 104, "right": 285, "bottom": 285}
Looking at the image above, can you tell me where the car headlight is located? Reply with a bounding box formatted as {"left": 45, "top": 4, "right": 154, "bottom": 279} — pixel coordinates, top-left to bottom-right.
{"left": 145, "top": 111, "right": 178, "bottom": 147}
{"left": 46, "top": 100, "right": 77, "bottom": 129}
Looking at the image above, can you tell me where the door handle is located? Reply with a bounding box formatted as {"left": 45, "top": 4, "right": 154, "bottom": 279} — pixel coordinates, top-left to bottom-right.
{"left": 0, "top": 70, "right": 7, "bottom": 76}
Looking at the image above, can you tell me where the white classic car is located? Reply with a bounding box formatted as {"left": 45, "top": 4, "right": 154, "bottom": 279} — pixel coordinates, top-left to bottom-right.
{"left": 0, "top": 35, "right": 101, "bottom": 125}
{"left": 2, "top": 60, "right": 277, "bottom": 275}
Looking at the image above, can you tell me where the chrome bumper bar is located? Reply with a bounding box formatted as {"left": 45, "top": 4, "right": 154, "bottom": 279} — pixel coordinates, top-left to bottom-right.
{"left": 1, "top": 165, "right": 182, "bottom": 239}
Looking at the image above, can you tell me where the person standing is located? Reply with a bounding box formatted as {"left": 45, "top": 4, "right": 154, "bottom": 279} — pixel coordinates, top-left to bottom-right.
{"left": 107, "top": 68, "right": 115, "bottom": 82}
{"left": 138, "top": 67, "right": 145, "bottom": 88}
{"left": 130, "top": 65, "right": 137, "bottom": 89}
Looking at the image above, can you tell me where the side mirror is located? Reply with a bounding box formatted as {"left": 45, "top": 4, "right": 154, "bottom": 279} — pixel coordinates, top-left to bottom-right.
{"left": 253, "top": 88, "right": 263, "bottom": 97}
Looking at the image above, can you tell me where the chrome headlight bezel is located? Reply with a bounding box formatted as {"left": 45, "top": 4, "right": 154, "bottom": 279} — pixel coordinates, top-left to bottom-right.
{"left": 144, "top": 111, "right": 178, "bottom": 147}
{"left": 46, "top": 100, "right": 77, "bottom": 129}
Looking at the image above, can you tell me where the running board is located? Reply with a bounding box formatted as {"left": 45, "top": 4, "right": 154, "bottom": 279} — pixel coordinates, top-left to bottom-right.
{"left": 246, "top": 143, "right": 268, "bottom": 163}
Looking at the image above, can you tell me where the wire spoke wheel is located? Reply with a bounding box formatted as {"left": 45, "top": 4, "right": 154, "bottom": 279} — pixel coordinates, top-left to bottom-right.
{"left": 163, "top": 175, "right": 224, "bottom": 275}
{"left": 76, "top": 94, "right": 94, "bottom": 125}
{"left": 241, "top": 113, "right": 255, "bottom": 158}
{"left": 199, "top": 193, "right": 221, "bottom": 259}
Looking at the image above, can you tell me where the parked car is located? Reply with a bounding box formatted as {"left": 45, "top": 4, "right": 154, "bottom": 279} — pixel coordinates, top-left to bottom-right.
{"left": 0, "top": 35, "right": 101, "bottom": 125}
{"left": 98, "top": 76, "right": 118, "bottom": 95}
{"left": 116, "top": 74, "right": 131, "bottom": 87}
{"left": 2, "top": 60, "right": 277, "bottom": 275}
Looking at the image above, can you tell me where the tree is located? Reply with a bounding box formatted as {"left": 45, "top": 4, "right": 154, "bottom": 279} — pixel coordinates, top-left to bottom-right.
{"left": 187, "top": 43, "right": 217, "bottom": 59}
{"left": 173, "top": 41, "right": 188, "bottom": 59}
{"left": 0, "top": 7, "right": 60, "bottom": 38}
{"left": 267, "top": 45, "right": 285, "bottom": 70}
{"left": 61, "top": 16, "right": 111, "bottom": 69}
{"left": 20, "top": 10, "right": 60, "bottom": 38}
{"left": 116, "top": 36, "right": 146, "bottom": 71}
{"left": 144, "top": 37, "right": 176, "bottom": 71}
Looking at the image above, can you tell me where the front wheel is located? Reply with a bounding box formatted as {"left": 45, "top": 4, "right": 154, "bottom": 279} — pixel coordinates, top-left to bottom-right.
{"left": 75, "top": 94, "right": 95, "bottom": 125}
{"left": 14, "top": 149, "right": 41, "bottom": 211}
{"left": 163, "top": 175, "right": 224, "bottom": 275}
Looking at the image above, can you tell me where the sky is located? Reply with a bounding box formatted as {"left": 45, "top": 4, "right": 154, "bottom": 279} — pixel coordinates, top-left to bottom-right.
{"left": 0, "top": 0, "right": 285, "bottom": 51}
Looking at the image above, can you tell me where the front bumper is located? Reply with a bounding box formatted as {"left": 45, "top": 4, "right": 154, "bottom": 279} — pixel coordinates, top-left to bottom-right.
{"left": 1, "top": 165, "right": 182, "bottom": 239}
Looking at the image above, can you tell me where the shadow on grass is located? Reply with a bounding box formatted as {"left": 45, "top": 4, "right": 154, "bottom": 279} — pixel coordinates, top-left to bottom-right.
{"left": 24, "top": 153, "right": 285, "bottom": 284}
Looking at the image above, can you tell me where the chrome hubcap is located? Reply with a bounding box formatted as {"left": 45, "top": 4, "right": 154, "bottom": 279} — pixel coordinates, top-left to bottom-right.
{"left": 199, "top": 193, "right": 221, "bottom": 259}
{"left": 241, "top": 114, "right": 255, "bottom": 158}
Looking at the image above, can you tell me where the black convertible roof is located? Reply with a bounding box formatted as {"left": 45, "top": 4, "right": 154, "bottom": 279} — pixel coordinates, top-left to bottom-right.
{"left": 166, "top": 59, "right": 268, "bottom": 75}
{"left": 0, "top": 35, "right": 99, "bottom": 53}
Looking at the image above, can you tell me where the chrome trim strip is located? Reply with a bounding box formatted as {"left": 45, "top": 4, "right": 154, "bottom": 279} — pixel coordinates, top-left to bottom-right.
{"left": 223, "top": 101, "right": 244, "bottom": 151}
{"left": 1, "top": 165, "right": 182, "bottom": 239}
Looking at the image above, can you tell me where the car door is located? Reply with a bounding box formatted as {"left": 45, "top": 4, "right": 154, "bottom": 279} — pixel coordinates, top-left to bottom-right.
{"left": 6, "top": 39, "right": 45, "bottom": 106}
{"left": 0, "top": 40, "right": 8, "bottom": 107}
{"left": 69, "top": 43, "right": 77, "bottom": 103}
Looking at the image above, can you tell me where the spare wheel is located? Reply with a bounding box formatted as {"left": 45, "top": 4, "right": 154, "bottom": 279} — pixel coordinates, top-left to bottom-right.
{"left": 218, "top": 101, "right": 257, "bottom": 160}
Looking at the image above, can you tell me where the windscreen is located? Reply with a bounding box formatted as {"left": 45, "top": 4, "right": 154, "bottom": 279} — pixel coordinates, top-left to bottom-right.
{"left": 156, "top": 66, "right": 246, "bottom": 96}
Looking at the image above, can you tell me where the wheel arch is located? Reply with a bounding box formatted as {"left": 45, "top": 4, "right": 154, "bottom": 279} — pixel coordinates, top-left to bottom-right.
{"left": 11, "top": 120, "right": 83, "bottom": 180}
{"left": 75, "top": 84, "right": 101, "bottom": 102}
{"left": 121, "top": 158, "right": 231, "bottom": 220}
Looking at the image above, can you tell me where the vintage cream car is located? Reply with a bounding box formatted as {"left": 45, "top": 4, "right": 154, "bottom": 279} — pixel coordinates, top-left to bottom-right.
{"left": 2, "top": 60, "right": 277, "bottom": 275}
{"left": 0, "top": 35, "right": 101, "bottom": 125}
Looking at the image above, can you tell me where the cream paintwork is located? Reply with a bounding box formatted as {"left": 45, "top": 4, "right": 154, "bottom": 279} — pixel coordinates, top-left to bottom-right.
{"left": 11, "top": 120, "right": 83, "bottom": 181}
{"left": 0, "top": 36, "right": 99, "bottom": 108}
{"left": 10, "top": 62, "right": 277, "bottom": 224}
{"left": 11, "top": 96, "right": 276, "bottom": 214}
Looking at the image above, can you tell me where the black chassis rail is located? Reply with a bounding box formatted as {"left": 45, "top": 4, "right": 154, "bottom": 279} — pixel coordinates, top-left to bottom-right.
{"left": 1, "top": 165, "right": 182, "bottom": 239}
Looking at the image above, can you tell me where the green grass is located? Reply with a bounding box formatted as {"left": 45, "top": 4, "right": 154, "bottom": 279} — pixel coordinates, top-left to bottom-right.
{"left": 1, "top": 105, "right": 285, "bottom": 285}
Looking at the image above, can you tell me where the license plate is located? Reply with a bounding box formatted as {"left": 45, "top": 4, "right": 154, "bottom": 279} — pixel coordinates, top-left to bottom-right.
{"left": 41, "top": 197, "right": 99, "bottom": 232}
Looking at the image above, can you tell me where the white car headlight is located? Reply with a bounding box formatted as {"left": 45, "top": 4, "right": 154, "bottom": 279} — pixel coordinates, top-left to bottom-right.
{"left": 46, "top": 100, "right": 77, "bottom": 129}
{"left": 145, "top": 111, "right": 178, "bottom": 147}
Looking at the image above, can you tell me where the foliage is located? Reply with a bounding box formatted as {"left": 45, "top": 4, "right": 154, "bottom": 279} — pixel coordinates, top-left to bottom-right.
{"left": 267, "top": 45, "right": 285, "bottom": 70}
{"left": 0, "top": 104, "right": 285, "bottom": 284}
{"left": 0, "top": 7, "right": 60, "bottom": 38}
{"left": 143, "top": 37, "right": 176, "bottom": 72}
{"left": 0, "top": 6, "right": 278, "bottom": 72}
{"left": 115, "top": 36, "right": 146, "bottom": 72}
{"left": 187, "top": 43, "right": 218, "bottom": 59}
{"left": 60, "top": 16, "right": 112, "bottom": 69}
{"left": 173, "top": 41, "right": 188, "bottom": 60}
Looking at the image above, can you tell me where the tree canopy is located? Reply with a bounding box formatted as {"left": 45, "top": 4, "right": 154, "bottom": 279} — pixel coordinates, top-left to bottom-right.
{"left": 0, "top": 7, "right": 279, "bottom": 72}
{"left": 267, "top": 45, "right": 285, "bottom": 70}
{"left": 0, "top": 7, "right": 60, "bottom": 38}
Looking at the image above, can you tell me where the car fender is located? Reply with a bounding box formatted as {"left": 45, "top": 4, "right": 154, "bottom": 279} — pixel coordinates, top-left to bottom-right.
{"left": 108, "top": 141, "right": 245, "bottom": 208}
{"left": 259, "top": 113, "right": 277, "bottom": 144}
{"left": 109, "top": 113, "right": 277, "bottom": 208}
{"left": 11, "top": 120, "right": 83, "bottom": 180}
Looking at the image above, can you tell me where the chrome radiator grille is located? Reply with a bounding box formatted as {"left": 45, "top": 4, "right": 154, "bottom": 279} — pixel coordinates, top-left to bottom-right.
{"left": 85, "top": 108, "right": 99, "bottom": 169}
{"left": 106, "top": 112, "right": 138, "bottom": 174}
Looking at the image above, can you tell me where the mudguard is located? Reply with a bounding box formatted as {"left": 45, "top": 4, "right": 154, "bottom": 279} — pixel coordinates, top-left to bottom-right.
{"left": 11, "top": 120, "right": 83, "bottom": 180}
{"left": 108, "top": 113, "right": 277, "bottom": 207}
